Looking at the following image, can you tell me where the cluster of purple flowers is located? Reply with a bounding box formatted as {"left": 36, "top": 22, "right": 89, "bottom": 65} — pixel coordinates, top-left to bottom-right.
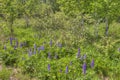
{"left": 7, "top": 38, "right": 95, "bottom": 75}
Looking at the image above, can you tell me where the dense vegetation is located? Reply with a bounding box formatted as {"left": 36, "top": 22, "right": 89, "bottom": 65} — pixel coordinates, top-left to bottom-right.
{"left": 0, "top": 0, "right": 120, "bottom": 80}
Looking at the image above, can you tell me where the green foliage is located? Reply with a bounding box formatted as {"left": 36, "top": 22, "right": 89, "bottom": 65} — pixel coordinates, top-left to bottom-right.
{"left": 0, "top": 0, "right": 120, "bottom": 79}
{"left": 0, "top": 67, "right": 11, "bottom": 80}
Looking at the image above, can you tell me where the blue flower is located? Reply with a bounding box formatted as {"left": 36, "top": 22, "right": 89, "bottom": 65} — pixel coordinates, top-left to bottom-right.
{"left": 40, "top": 46, "right": 44, "bottom": 50}
{"left": 82, "top": 63, "right": 86, "bottom": 74}
{"left": 10, "top": 37, "right": 12, "bottom": 45}
{"left": 91, "top": 59, "right": 94, "bottom": 68}
{"left": 48, "top": 64, "right": 50, "bottom": 71}
{"left": 65, "top": 66, "right": 68, "bottom": 74}
{"left": 50, "top": 40, "right": 52, "bottom": 47}
{"left": 76, "top": 48, "right": 80, "bottom": 58}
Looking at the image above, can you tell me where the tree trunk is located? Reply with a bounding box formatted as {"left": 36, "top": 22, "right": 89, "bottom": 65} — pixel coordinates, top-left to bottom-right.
{"left": 105, "top": 17, "right": 109, "bottom": 36}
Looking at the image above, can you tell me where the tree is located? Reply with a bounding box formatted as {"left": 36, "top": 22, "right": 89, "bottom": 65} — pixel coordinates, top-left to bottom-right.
{"left": 1, "top": 0, "right": 18, "bottom": 36}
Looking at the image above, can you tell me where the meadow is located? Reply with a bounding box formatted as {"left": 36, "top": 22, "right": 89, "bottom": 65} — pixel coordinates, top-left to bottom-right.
{"left": 0, "top": 0, "right": 120, "bottom": 80}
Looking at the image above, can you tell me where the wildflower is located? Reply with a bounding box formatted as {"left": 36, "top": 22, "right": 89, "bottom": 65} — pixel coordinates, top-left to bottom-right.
{"left": 50, "top": 40, "right": 52, "bottom": 47}
{"left": 48, "top": 64, "right": 50, "bottom": 71}
{"left": 76, "top": 48, "right": 80, "bottom": 58}
{"left": 40, "top": 46, "right": 44, "bottom": 50}
{"left": 65, "top": 66, "right": 68, "bottom": 74}
{"left": 82, "top": 63, "right": 86, "bottom": 74}
{"left": 10, "top": 37, "right": 12, "bottom": 45}
{"left": 91, "top": 59, "right": 94, "bottom": 68}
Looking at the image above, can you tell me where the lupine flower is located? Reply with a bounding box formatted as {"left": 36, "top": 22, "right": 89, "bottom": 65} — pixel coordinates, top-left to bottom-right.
{"left": 10, "top": 37, "right": 12, "bottom": 45}
{"left": 50, "top": 40, "right": 52, "bottom": 47}
{"left": 65, "top": 66, "right": 68, "bottom": 74}
{"left": 82, "top": 63, "right": 87, "bottom": 74}
{"left": 76, "top": 48, "right": 80, "bottom": 58}
{"left": 91, "top": 59, "right": 94, "bottom": 68}
{"left": 40, "top": 46, "right": 44, "bottom": 50}
{"left": 83, "top": 54, "right": 86, "bottom": 59}
{"left": 48, "top": 64, "right": 50, "bottom": 71}
{"left": 48, "top": 52, "right": 51, "bottom": 59}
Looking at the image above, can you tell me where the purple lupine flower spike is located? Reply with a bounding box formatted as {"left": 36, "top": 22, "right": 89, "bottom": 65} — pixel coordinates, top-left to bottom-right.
{"left": 40, "top": 46, "right": 44, "bottom": 50}
{"left": 65, "top": 66, "right": 68, "bottom": 74}
{"left": 50, "top": 40, "right": 52, "bottom": 47}
{"left": 10, "top": 37, "right": 12, "bottom": 45}
{"left": 91, "top": 59, "right": 94, "bottom": 68}
{"left": 82, "top": 63, "right": 86, "bottom": 74}
{"left": 48, "top": 64, "right": 50, "bottom": 71}
{"left": 76, "top": 48, "right": 80, "bottom": 58}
